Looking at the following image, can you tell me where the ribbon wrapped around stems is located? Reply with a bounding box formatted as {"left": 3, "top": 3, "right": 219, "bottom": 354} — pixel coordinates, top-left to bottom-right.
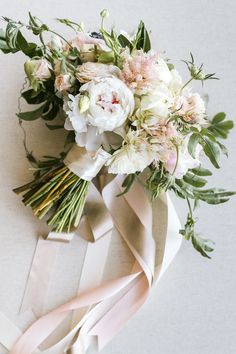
{"left": 8, "top": 145, "right": 182, "bottom": 354}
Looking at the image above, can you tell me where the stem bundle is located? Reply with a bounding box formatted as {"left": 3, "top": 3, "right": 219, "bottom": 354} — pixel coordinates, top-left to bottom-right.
{"left": 13, "top": 160, "right": 89, "bottom": 233}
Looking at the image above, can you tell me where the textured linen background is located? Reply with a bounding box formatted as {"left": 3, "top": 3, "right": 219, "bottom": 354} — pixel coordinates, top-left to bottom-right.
{"left": 0, "top": 0, "right": 235, "bottom": 353}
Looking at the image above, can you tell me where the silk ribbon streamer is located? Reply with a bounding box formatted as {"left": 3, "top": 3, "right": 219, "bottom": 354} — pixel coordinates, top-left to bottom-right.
{"left": 9, "top": 179, "right": 181, "bottom": 354}
{"left": 20, "top": 237, "right": 59, "bottom": 317}
{"left": 64, "top": 145, "right": 110, "bottom": 181}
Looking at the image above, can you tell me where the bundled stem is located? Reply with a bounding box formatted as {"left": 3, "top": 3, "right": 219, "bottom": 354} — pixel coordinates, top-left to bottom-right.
{"left": 13, "top": 159, "right": 89, "bottom": 233}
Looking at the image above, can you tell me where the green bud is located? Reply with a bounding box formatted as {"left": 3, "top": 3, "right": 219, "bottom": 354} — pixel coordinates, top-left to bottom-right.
{"left": 79, "top": 94, "right": 90, "bottom": 113}
{"left": 97, "top": 50, "right": 115, "bottom": 63}
{"left": 100, "top": 9, "right": 109, "bottom": 19}
{"left": 190, "top": 66, "right": 205, "bottom": 80}
{"left": 24, "top": 60, "right": 40, "bottom": 91}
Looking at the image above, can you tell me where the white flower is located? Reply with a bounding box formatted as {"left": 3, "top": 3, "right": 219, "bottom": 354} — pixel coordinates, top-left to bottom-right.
{"left": 76, "top": 62, "right": 120, "bottom": 83}
{"left": 64, "top": 77, "right": 134, "bottom": 151}
{"left": 168, "top": 69, "right": 183, "bottom": 96}
{"left": 140, "top": 83, "right": 173, "bottom": 117}
{"left": 107, "top": 130, "right": 156, "bottom": 174}
{"left": 164, "top": 136, "right": 202, "bottom": 178}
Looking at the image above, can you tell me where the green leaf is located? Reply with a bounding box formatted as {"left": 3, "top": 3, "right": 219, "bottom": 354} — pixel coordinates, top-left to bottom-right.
{"left": 134, "top": 21, "right": 151, "bottom": 52}
{"left": 191, "top": 234, "right": 214, "bottom": 259}
{"left": 46, "top": 123, "right": 64, "bottom": 130}
{"left": 118, "top": 34, "right": 133, "bottom": 50}
{"left": 208, "top": 112, "right": 234, "bottom": 139}
{"left": 117, "top": 174, "right": 136, "bottom": 196}
{"left": 202, "top": 136, "right": 221, "bottom": 169}
{"left": 191, "top": 167, "right": 212, "bottom": 176}
{"left": 22, "top": 89, "right": 47, "bottom": 104}
{"left": 97, "top": 51, "right": 115, "bottom": 63}
{"left": 188, "top": 133, "right": 199, "bottom": 157}
{"left": 183, "top": 173, "right": 207, "bottom": 188}
{"left": 195, "top": 189, "right": 236, "bottom": 205}
{"left": 17, "top": 103, "right": 48, "bottom": 121}
{"left": 42, "top": 104, "right": 60, "bottom": 121}
{"left": 217, "top": 141, "right": 228, "bottom": 157}
{"left": 64, "top": 131, "right": 75, "bottom": 147}
{"left": 212, "top": 112, "right": 226, "bottom": 124}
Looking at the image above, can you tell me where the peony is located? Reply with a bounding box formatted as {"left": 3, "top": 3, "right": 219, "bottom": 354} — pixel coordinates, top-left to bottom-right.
{"left": 64, "top": 77, "right": 134, "bottom": 151}
{"left": 164, "top": 137, "right": 202, "bottom": 178}
{"left": 55, "top": 74, "right": 72, "bottom": 91}
{"left": 76, "top": 62, "right": 120, "bottom": 83}
{"left": 119, "top": 50, "right": 172, "bottom": 95}
{"left": 107, "top": 130, "right": 156, "bottom": 174}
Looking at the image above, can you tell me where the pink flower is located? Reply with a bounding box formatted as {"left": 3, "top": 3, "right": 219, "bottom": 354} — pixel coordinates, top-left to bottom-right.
{"left": 55, "top": 74, "right": 72, "bottom": 91}
{"left": 149, "top": 118, "right": 178, "bottom": 143}
{"left": 76, "top": 62, "right": 120, "bottom": 83}
{"left": 32, "top": 59, "right": 52, "bottom": 80}
{"left": 68, "top": 33, "right": 110, "bottom": 62}
{"left": 119, "top": 50, "right": 171, "bottom": 94}
{"left": 175, "top": 93, "right": 206, "bottom": 124}
{"left": 164, "top": 137, "right": 201, "bottom": 178}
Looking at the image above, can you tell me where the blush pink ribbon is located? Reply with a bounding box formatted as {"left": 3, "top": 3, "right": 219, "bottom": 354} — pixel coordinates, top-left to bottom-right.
{"left": 9, "top": 172, "right": 181, "bottom": 354}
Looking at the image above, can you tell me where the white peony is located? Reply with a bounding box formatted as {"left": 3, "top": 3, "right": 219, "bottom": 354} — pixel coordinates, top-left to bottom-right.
{"left": 64, "top": 77, "right": 134, "bottom": 151}
{"left": 76, "top": 62, "right": 120, "bottom": 83}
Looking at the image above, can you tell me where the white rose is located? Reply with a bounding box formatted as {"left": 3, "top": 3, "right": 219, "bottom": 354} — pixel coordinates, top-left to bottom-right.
{"left": 76, "top": 62, "right": 120, "bottom": 83}
{"left": 64, "top": 77, "right": 134, "bottom": 150}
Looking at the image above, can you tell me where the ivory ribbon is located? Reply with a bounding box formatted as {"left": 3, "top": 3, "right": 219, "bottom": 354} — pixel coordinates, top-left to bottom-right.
{"left": 64, "top": 145, "right": 110, "bottom": 181}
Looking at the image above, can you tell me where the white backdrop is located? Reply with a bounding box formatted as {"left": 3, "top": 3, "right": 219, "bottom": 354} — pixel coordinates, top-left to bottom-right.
{"left": 0, "top": 0, "right": 235, "bottom": 353}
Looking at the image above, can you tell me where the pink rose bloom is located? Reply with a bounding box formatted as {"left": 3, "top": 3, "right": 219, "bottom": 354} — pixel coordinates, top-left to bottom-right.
{"left": 76, "top": 62, "right": 120, "bottom": 83}
{"left": 55, "top": 74, "right": 72, "bottom": 92}
{"left": 119, "top": 50, "right": 172, "bottom": 94}
{"left": 68, "top": 33, "right": 110, "bottom": 62}
{"left": 32, "top": 59, "right": 52, "bottom": 80}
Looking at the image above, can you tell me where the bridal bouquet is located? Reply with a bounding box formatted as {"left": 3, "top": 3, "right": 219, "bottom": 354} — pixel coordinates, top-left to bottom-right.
{"left": 0, "top": 10, "right": 234, "bottom": 260}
